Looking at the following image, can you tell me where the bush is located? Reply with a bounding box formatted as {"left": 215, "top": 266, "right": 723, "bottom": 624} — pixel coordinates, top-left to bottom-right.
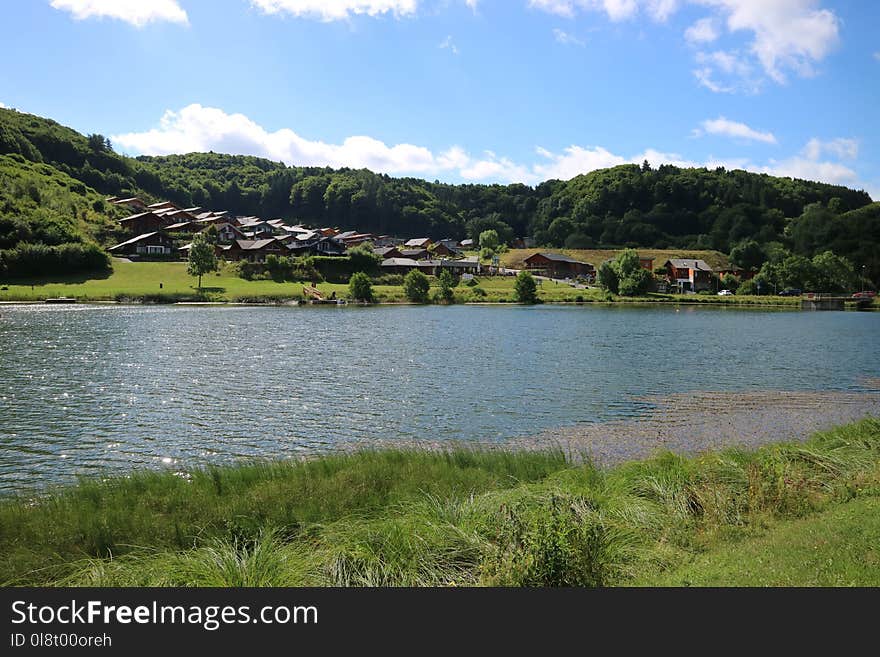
{"left": 348, "top": 271, "right": 374, "bottom": 302}
{"left": 403, "top": 269, "right": 431, "bottom": 303}
{"left": 0, "top": 241, "right": 110, "bottom": 278}
{"left": 437, "top": 269, "right": 457, "bottom": 304}
{"left": 514, "top": 270, "right": 539, "bottom": 304}
{"left": 470, "top": 287, "right": 487, "bottom": 298}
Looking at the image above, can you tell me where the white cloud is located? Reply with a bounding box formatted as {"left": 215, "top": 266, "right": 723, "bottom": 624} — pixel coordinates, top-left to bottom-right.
{"left": 439, "top": 35, "right": 459, "bottom": 55}
{"left": 684, "top": 17, "right": 718, "bottom": 44}
{"left": 696, "top": 0, "right": 840, "bottom": 83}
{"left": 762, "top": 137, "right": 860, "bottom": 186}
{"left": 875, "top": 51, "right": 880, "bottom": 61}
{"left": 802, "top": 137, "right": 858, "bottom": 161}
{"left": 248, "top": 0, "right": 418, "bottom": 21}
{"left": 49, "top": 0, "right": 188, "bottom": 27}
{"left": 695, "top": 116, "right": 776, "bottom": 144}
{"left": 0, "top": 102, "right": 6, "bottom": 109}
{"left": 528, "top": 1, "right": 840, "bottom": 91}
{"left": 693, "top": 49, "right": 759, "bottom": 93}
{"left": 553, "top": 29, "right": 585, "bottom": 46}
{"left": 112, "top": 105, "right": 867, "bottom": 190}
{"left": 527, "top": 0, "right": 639, "bottom": 21}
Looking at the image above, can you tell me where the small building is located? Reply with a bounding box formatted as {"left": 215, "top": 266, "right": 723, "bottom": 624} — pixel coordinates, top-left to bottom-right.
{"left": 380, "top": 257, "right": 421, "bottom": 275}
{"left": 147, "top": 201, "right": 182, "bottom": 212}
{"left": 203, "top": 222, "right": 245, "bottom": 243}
{"left": 639, "top": 257, "right": 654, "bottom": 271}
{"left": 287, "top": 236, "right": 346, "bottom": 257}
{"left": 523, "top": 252, "right": 594, "bottom": 280}
{"left": 109, "top": 231, "right": 175, "bottom": 257}
{"left": 665, "top": 259, "right": 714, "bottom": 292}
{"left": 373, "top": 246, "right": 404, "bottom": 260}
{"left": 110, "top": 197, "right": 148, "bottom": 212}
{"left": 404, "top": 238, "right": 433, "bottom": 249}
{"left": 118, "top": 211, "right": 169, "bottom": 235}
{"left": 439, "top": 256, "right": 480, "bottom": 274}
{"left": 432, "top": 242, "right": 463, "bottom": 257}
{"left": 223, "top": 239, "right": 287, "bottom": 263}
{"left": 460, "top": 239, "right": 475, "bottom": 249}
{"left": 400, "top": 248, "right": 430, "bottom": 261}
{"left": 165, "top": 221, "right": 200, "bottom": 234}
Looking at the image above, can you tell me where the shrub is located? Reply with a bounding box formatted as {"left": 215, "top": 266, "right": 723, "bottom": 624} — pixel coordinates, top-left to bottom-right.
{"left": 348, "top": 271, "right": 374, "bottom": 302}
{"left": 514, "top": 271, "right": 539, "bottom": 304}
{"left": 403, "top": 269, "right": 431, "bottom": 303}
{"left": 437, "top": 269, "right": 457, "bottom": 304}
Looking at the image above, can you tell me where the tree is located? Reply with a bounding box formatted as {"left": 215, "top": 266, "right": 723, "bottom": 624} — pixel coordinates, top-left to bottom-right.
{"left": 403, "top": 269, "right": 430, "bottom": 303}
{"left": 811, "top": 251, "right": 857, "bottom": 292}
{"left": 348, "top": 271, "right": 373, "bottom": 302}
{"left": 187, "top": 233, "right": 218, "bottom": 289}
{"left": 437, "top": 268, "right": 457, "bottom": 303}
{"left": 479, "top": 229, "right": 501, "bottom": 251}
{"left": 600, "top": 249, "right": 651, "bottom": 296}
{"left": 729, "top": 239, "right": 766, "bottom": 270}
{"left": 514, "top": 270, "right": 539, "bottom": 304}
{"left": 596, "top": 261, "right": 618, "bottom": 294}
{"left": 721, "top": 273, "right": 741, "bottom": 292}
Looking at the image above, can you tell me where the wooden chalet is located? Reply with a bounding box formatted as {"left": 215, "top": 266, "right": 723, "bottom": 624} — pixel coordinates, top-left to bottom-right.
{"left": 523, "top": 253, "right": 594, "bottom": 279}
{"left": 109, "top": 231, "right": 175, "bottom": 257}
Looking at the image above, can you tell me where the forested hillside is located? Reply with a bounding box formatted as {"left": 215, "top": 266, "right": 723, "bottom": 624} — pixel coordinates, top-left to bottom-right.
{"left": 0, "top": 107, "right": 877, "bottom": 283}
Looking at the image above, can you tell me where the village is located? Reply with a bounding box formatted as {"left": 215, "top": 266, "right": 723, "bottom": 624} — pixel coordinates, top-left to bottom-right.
{"left": 104, "top": 196, "right": 754, "bottom": 294}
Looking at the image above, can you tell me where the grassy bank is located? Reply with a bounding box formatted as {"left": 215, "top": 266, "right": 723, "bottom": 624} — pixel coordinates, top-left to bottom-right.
{"left": 0, "top": 259, "right": 827, "bottom": 307}
{"left": 2, "top": 419, "right": 878, "bottom": 587}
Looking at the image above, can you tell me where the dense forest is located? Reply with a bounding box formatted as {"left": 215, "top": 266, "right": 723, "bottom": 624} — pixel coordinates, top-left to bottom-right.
{"left": 1, "top": 106, "right": 877, "bottom": 283}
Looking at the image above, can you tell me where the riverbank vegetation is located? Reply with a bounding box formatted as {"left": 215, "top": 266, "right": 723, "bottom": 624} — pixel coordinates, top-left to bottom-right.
{"left": 1, "top": 418, "right": 878, "bottom": 587}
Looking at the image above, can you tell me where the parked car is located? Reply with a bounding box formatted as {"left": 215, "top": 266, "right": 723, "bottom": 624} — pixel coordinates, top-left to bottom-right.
{"left": 778, "top": 288, "right": 802, "bottom": 297}
{"left": 852, "top": 291, "right": 877, "bottom": 299}
{"left": 717, "top": 289, "right": 734, "bottom": 296}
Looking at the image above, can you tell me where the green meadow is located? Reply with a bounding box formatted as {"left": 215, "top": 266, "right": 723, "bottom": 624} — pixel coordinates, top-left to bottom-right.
{"left": 2, "top": 419, "right": 878, "bottom": 587}
{"left": 0, "top": 258, "right": 820, "bottom": 306}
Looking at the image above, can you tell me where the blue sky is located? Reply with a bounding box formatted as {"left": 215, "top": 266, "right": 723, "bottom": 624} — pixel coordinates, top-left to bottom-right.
{"left": 1, "top": 0, "right": 877, "bottom": 197}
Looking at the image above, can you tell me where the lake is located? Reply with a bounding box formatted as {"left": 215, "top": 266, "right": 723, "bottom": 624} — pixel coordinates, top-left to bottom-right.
{"left": 1, "top": 303, "right": 878, "bottom": 492}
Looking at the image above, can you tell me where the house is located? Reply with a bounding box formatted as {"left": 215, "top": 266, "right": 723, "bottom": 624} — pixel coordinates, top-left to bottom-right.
{"left": 400, "top": 248, "right": 430, "bottom": 261}
{"left": 639, "top": 257, "right": 655, "bottom": 271}
{"left": 203, "top": 222, "right": 245, "bottom": 243}
{"left": 523, "top": 253, "right": 595, "bottom": 280}
{"left": 665, "top": 259, "right": 714, "bottom": 292}
{"left": 239, "top": 219, "right": 279, "bottom": 238}
{"left": 340, "top": 233, "right": 375, "bottom": 248}
{"left": 432, "top": 241, "right": 462, "bottom": 257}
{"left": 118, "top": 211, "right": 169, "bottom": 235}
{"left": 380, "top": 257, "right": 421, "bottom": 274}
{"left": 287, "top": 236, "right": 346, "bottom": 257}
{"left": 109, "top": 231, "right": 175, "bottom": 257}
{"left": 165, "top": 221, "right": 200, "bottom": 234}
{"left": 223, "top": 239, "right": 288, "bottom": 263}
{"left": 439, "top": 256, "right": 480, "bottom": 274}
{"left": 404, "top": 238, "right": 433, "bottom": 249}
{"left": 147, "top": 201, "right": 182, "bottom": 212}
{"left": 110, "top": 197, "right": 148, "bottom": 212}
{"left": 372, "top": 235, "right": 401, "bottom": 247}
{"left": 373, "top": 246, "right": 404, "bottom": 260}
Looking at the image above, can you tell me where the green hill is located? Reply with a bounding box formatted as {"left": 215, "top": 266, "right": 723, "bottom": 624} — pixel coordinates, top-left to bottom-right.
{"left": 0, "top": 107, "right": 877, "bottom": 283}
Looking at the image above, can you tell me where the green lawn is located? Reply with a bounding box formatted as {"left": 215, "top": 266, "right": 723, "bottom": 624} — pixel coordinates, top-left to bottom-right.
{"left": 639, "top": 496, "right": 880, "bottom": 586}
{"left": 0, "top": 259, "right": 852, "bottom": 307}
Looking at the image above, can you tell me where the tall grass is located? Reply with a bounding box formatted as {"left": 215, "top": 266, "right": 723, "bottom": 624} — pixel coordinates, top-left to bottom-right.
{"left": 2, "top": 419, "right": 879, "bottom": 586}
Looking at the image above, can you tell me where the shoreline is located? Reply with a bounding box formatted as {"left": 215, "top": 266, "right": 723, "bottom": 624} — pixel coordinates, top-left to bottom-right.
{"left": 2, "top": 297, "right": 872, "bottom": 310}
{"left": 2, "top": 418, "right": 878, "bottom": 586}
